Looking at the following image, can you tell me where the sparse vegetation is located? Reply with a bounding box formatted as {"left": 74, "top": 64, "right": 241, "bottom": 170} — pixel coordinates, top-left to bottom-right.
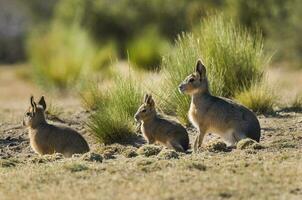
{"left": 122, "top": 147, "right": 138, "bottom": 158}
{"left": 80, "top": 81, "right": 107, "bottom": 111}
{"left": 80, "top": 152, "right": 103, "bottom": 162}
{"left": 159, "top": 14, "right": 268, "bottom": 123}
{"left": 202, "top": 140, "right": 228, "bottom": 152}
{"left": 45, "top": 101, "right": 63, "bottom": 119}
{"left": 236, "top": 138, "right": 264, "bottom": 150}
{"left": 137, "top": 145, "right": 162, "bottom": 157}
{"left": 63, "top": 163, "right": 89, "bottom": 172}
{"left": 235, "top": 82, "right": 276, "bottom": 114}
{"left": 157, "top": 149, "right": 179, "bottom": 159}
{"left": 289, "top": 94, "right": 302, "bottom": 111}
{"left": 1, "top": 110, "right": 302, "bottom": 199}
{"left": 86, "top": 75, "right": 143, "bottom": 144}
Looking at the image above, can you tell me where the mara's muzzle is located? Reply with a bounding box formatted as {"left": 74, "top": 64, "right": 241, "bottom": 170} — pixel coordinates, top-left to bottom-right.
{"left": 178, "top": 84, "right": 186, "bottom": 93}
{"left": 134, "top": 113, "right": 140, "bottom": 122}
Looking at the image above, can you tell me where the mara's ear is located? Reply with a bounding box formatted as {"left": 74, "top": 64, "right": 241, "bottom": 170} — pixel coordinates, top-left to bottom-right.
{"left": 30, "top": 96, "right": 36, "bottom": 112}
{"left": 38, "top": 96, "right": 47, "bottom": 110}
{"left": 144, "top": 93, "right": 149, "bottom": 103}
{"left": 146, "top": 94, "right": 155, "bottom": 107}
{"left": 195, "top": 59, "right": 206, "bottom": 79}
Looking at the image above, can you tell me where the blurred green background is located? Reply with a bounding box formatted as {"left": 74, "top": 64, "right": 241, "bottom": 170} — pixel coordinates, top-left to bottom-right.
{"left": 2, "top": 0, "right": 301, "bottom": 67}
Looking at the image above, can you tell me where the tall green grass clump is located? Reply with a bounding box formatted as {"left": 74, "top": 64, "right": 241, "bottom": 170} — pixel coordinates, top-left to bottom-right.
{"left": 87, "top": 76, "right": 143, "bottom": 144}
{"left": 158, "top": 34, "right": 200, "bottom": 124}
{"left": 159, "top": 15, "right": 268, "bottom": 123}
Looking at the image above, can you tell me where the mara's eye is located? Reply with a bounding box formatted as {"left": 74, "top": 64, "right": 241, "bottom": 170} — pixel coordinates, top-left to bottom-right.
{"left": 26, "top": 112, "right": 31, "bottom": 117}
{"left": 141, "top": 109, "right": 147, "bottom": 113}
{"left": 189, "top": 78, "right": 195, "bottom": 83}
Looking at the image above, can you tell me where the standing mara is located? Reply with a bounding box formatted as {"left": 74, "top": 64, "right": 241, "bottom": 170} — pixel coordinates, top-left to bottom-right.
{"left": 179, "top": 60, "right": 261, "bottom": 152}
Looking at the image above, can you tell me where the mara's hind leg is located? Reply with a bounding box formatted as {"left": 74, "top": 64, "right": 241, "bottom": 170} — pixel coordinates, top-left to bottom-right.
{"left": 166, "top": 141, "right": 184, "bottom": 152}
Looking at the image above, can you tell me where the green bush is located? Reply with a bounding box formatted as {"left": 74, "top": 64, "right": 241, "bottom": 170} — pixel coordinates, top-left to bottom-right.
{"left": 86, "top": 76, "right": 143, "bottom": 144}
{"left": 91, "top": 42, "right": 117, "bottom": 71}
{"left": 26, "top": 23, "right": 116, "bottom": 90}
{"left": 226, "top": 0, "right": 302, "bottom": 67}
{"left": 128, "top": 27, "right": 170, "bottom": 71}
{"left": 159, "top": 15, "right": 267, "bottom": 123}
{"left": 27, "top": 24, "right": 93, "bottom": 90}
{"left": 53, "top": 0, "right": 225, "bottom": 58}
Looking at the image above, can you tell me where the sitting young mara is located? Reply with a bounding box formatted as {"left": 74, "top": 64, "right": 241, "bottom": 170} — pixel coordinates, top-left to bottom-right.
{"left": 134, "top": 94, "right": 189, "bottom": 152}
{"left": 178, "top": 60, "right": 261, "bottom": 152}
{"left": 23, "top": 96, "right": 89, "bottom": 157}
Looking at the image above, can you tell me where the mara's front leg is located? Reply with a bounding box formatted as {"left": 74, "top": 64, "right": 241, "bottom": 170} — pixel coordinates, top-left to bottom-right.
{"left": 193, "top": 127, "right": 206, "bottom": 153}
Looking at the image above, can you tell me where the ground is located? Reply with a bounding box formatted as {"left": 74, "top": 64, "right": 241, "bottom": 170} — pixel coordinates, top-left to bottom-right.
{"left": 0, "top": 66, "right": 301, "bottom": 200}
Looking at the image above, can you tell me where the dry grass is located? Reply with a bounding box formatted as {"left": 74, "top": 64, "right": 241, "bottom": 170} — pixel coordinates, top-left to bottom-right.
{"left": 1, "top": 111, "right": 302, "bottom": 200}
{"left": 235, "top": 82, "right": 277, "bottom": 114}
{"left": 0, "top": 147, "right": 301, "bottom": 199}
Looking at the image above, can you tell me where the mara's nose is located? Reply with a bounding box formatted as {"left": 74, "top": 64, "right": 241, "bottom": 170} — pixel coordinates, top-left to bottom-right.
{"left": 178, "top": 84, "right": 184, "bottom": 93}
{"left": 134, "top": 114, "right": 139, "bottom": 121}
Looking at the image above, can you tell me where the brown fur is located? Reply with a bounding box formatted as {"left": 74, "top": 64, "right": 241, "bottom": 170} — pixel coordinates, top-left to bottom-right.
{"left": 179, "top": 60, "right": 261, "bottom": 152}
{"left": 134, "top": 94, "right": 189, "bottom": 152}
{"left": 23, "top": 96, "right": 89, "bottom": 157}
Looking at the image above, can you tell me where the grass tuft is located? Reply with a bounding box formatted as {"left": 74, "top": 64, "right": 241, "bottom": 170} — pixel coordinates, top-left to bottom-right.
{"left": 80, "top": 152, "right": 103, "bottom": 162}
{"left": 289, "top": 94, "right": 302, "bottom": 111}
{"left": 157, "top": 149, "right": 179, "bottom": 160}
{"left": 203, "top": 140, "right": 228, "bottom": 153}
{"left": 235, "top": 83, "right": 276, "bottom": 114}
{"left": 86, "top": 75, "right": 143, "bottom": 145}
{"left": 0, "top": 159, "right": 18, "bottom": 168}
{"left": 45, "top": 102, "right": 64, "bottom": 121}
{"left": 237, "top": 138, "right": 264, "bottom": 150}
{"left": 122, "top": 147, "right": 139, "bottom": 158}
{"left": 137, "top": 145, "right": 162, "bottom": 157}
